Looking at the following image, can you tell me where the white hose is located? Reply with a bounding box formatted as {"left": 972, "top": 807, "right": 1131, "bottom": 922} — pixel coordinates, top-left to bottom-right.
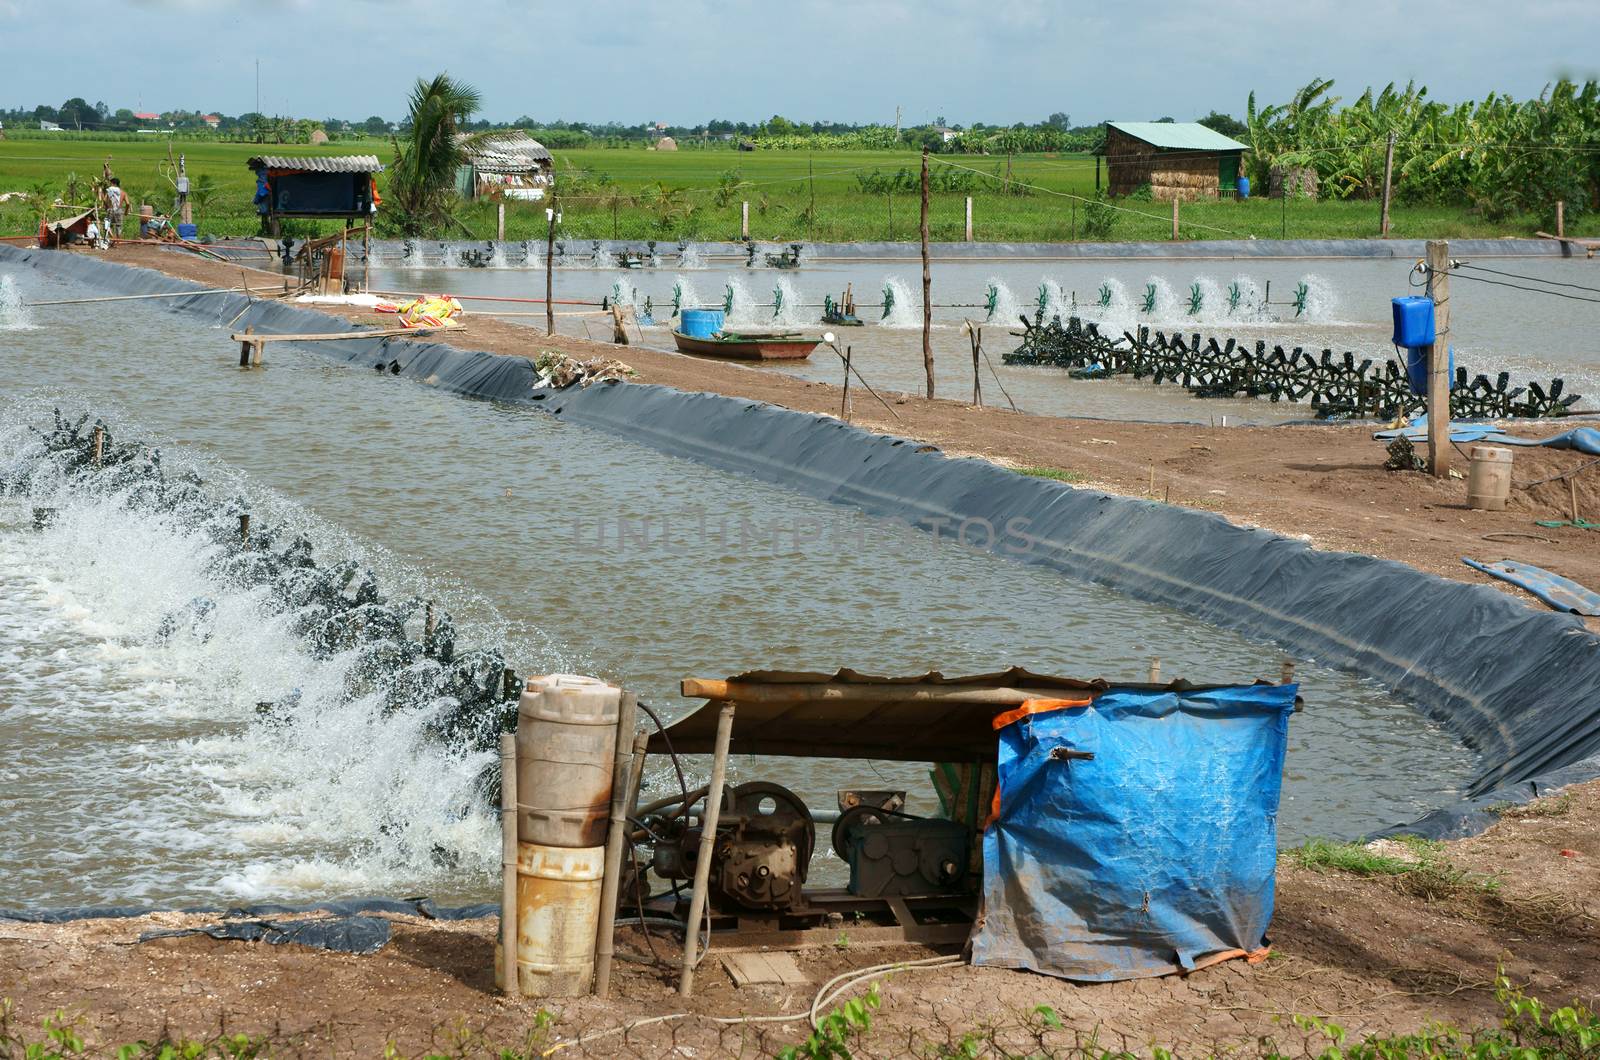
{"left": 542, "top": 951, "right": 962, "bottom": 1055}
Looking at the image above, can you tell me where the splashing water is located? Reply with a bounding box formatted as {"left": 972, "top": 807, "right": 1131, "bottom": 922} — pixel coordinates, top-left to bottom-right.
{"left": 985, "top": 279, "right": 1022, "bottom": 326}
{"left": 676, "top": 243, "right": 705, "bottom": 270}
{"left": 590, "top": 243, "right": 610, "bottom": 269}
{"left": 0, "top": 274, "right": 34, "bottom": 331}
{"left": 771, "top": 276, "right": 808, "bottom": 326}
{"left": 670, "top": 276, "right": 703, "bottom": 318}
{"left": 488, "top": 243, "right": 509, "bottom": 269}
{"left": 1297, "top": 274, "right": 1338, "bottom": 321}
{"left": 723, "top": 276, "right": 761, "bottom": 326}
{"left": 0, "top": 409, "right": 519, "bottom": 903}
{"left": 879, "top": 276, "right": 919, "bottom": 328}
{"left": 520, "top": 240, "right": 541, "bottom": 270}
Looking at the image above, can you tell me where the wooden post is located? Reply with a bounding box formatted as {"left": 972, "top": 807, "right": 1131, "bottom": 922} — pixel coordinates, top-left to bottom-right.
{"left": 500, "top": 732, "right": 519, "bottom": 998}
{"left": 968, "top": 322, "right": 982, "bottom": 406}
{"left": 964, "top": 196, "right": 973, "bottom": 241}
{"left": 1425, "top": 239, "right": 1452, "bottom": 477}
{"left": 740, "top": 200, "right": 749, "bottom": 240}
{"left": 1171, "top": 197, "right": 1179, "bottom": 240}
{"left": 363, "top": 223, "right": 371, "bottom": 293}
{"left": 1379, "top": 131, "right": 1396, "bottom": 237}
{"left": 1280, "top": 660, "right": 1296, "bottom": 685}
{"left": 545, "top": 199, "right": 557, "bottom": 337}
{"left": 1557, "top": 200, "right": 1566, "bottom": 239}
{"left": 920, "top": 147, "right": 934, "bottom": 399}
{"left": 238, "top": 513, "right": 251, "bottom": 548}
{"left": 497, "top": 202, "right": 506, "bottom": 242}
{"left": 238, "top": 324, "right": 255, "bottom": 368}
{"left": 1148, "top": 657, "right": 1161, "bottom": 683}
{"left": 593, "top": 692, "right": 638, "bottom": 999}
{"left": 679, "top": 703, "right": 735, "bottom": 997}
{"left": 91, "top": 426, "right": 104, "bottom": 465}
{"left": 1095, "top": 154, "right": 1101, "bottom": 192}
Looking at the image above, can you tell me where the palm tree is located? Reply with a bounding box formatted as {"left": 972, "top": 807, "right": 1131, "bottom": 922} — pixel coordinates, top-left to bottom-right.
{"left": 386, "top": 73, "right": 484, "bottom": 236}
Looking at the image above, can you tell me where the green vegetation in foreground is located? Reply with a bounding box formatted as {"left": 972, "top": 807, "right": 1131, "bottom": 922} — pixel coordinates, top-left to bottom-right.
{"left": 1016, "top": 466, "right": 1086, "bottom": 484}
{"left": 0, "top": 137, "right": 1581, "bottom": 245}
{"left": 1490, "top": 793, "right": 1575, "bottom": 819}
{"left": 8, "top": 974, "right": 1600, "bottom": 1058}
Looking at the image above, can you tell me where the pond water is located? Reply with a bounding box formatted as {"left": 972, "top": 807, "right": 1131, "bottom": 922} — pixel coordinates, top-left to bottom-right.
{"left": 0, "top": 265, "right": 1480, "bottom": 907}
{"left": 370, "top": 253, "right": 1600, "bottom": 425}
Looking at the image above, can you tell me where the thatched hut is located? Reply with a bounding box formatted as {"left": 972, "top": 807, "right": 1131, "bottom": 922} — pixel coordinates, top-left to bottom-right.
{"left": 1101, "top": 122, "right": 1248, "bottom": 202}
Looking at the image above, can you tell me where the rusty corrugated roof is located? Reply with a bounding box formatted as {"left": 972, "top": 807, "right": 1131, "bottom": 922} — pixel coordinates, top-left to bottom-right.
{"left": 246, "top": 155, "right": 384, "bottom": 173}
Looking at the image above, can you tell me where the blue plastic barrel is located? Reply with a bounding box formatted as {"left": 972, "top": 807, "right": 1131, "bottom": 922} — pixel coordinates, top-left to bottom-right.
{"left": 1235, "top": 176, "right": 1250, "bottom": 201}
{"left": 176, "top": 223, "right": 198, "bottom": 241}
{"left": 1392, "top": 296, "right": 1435, "bottom": 347}
{"left": 1406, "top": 344, "right": 1454, "bottom": 396}
{"left": 678, "top": 308, "right": 724, "bottom": 338}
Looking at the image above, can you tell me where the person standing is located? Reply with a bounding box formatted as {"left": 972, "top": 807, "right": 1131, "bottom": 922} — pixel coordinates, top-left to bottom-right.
{"left": 104, "top": 178, "right": 127, "bottom": 240}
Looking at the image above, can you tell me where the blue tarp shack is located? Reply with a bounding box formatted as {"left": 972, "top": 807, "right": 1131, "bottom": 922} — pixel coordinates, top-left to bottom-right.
{"left": 657, "top": 668, "right": 1297, "bottom": 982}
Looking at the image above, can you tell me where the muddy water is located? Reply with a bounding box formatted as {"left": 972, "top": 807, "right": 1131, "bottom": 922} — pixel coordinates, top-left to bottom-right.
{"left": 372, "top": 256, "right": 1600, "bottom": 425}
{"left": 0, "top": 266, "right": 1479, "bottom": 907}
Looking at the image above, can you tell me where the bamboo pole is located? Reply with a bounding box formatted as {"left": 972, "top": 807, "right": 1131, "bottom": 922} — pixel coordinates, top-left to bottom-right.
{"left": 546, "top": 197, "right": 557, "bottom": 337}
{"left": 500, "top": 732, "right": 519, "bottom": 998}
{"left": 1147, "top": 657, "right": 1161, "bottom": 683}
{"left": 841, "top": 344, "right": 852, "bottom": 422}
{"left": 1379, "top": 131, "right": 1396, "bottom": 237}
{"left": 1425, "top": 240, "right": 1452, "bottom": 477}
{"left": 680, "top": 679, "right": 1094, "bottom": 705}
{"left": 593, "top": 692, "right": 639, "bottom": 999}
{"left": 1280, "top": 660, "right": 1296, "bottom": 685}
{"left": 679, "top": 702, "right": 735, "bottom": 998}
{"left": 1557, "top": 200, "right": 1566, "bottom": 239}
{"left": 1171, "top": 198, "right": 1179, "bottom": 240}
{"left": 920, "top": 147, "right": 934, "bottom": 399}
{"left": 964, "top": 196, "right": 973, "bottom": 241}
{"left": 91, "top": 426, "right": 104, "bottom": 466}
{"left": 238, "top": 325, "right": 255, "bottom": 368}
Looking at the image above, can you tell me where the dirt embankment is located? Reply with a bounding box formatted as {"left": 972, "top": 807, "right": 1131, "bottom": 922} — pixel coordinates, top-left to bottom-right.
{"left": 93, "top": 245, "right": 1600, "bottom": 626}
{"left": 3, "top": 784, "right": 1596, "bottom": 1056}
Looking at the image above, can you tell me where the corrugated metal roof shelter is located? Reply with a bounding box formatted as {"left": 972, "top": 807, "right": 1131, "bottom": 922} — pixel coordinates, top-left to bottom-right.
{"left": 1101, "top": 122, "right": 1248, "bottom": 202}
{"left": 455, "top": 131, "right": 552, "bottom": 201}
{"left": 246, "top": 155, "right": 384, "bottom": 173}
{"left": 247, "top": 155, "right": 382, "bottom": 238}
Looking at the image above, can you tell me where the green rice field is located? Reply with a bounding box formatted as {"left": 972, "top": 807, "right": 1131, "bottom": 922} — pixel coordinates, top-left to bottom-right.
{"left": 0, "top": 136, "right": 1568, "bottom": 244}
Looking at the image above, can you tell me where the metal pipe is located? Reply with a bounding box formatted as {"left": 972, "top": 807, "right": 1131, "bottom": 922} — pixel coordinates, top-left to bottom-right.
{"left": 678, "top": 702, "right": 735, "bottom": 997}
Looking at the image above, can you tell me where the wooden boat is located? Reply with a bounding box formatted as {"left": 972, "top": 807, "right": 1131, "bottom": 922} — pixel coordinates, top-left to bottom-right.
{"left": 672, "top": 329, "right": 820, "bottom": 360}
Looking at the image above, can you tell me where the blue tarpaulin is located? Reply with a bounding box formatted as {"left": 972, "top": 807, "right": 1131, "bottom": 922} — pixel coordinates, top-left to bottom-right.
{"left": 971, "top": 684, "right": 1296, "bottom": 981}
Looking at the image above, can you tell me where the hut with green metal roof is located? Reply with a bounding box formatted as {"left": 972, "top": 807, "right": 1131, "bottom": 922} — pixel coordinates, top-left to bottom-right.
{"left": 1100, "top": 122, "right": 1248, "bottom": 202}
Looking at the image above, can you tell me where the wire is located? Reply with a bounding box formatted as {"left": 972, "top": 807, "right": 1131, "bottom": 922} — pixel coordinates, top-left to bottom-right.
{"left": 1454, "top": 262, "right": 1600, "bottom": 296}
{"left": 1446, "top": 269, "right": 1600, "bottom": 305}
{"left": 635, "top": 699, "right": 691, "bottom": 819}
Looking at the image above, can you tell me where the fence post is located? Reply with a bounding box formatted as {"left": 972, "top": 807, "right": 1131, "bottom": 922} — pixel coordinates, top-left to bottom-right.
{"left": 497, "top": 202, "right": 506, "bottom": 242}
{"left": 1171, "top": 197, "right": 1179, "bottom": 240}
{"left": 1557, "top": 200, "right": 1565, "bottom": 238}
{"left": 964, "top": 196, "right": 973, "bottom": 241}
{"left": 741, "top": 201, "right": 749, "bottom": 239}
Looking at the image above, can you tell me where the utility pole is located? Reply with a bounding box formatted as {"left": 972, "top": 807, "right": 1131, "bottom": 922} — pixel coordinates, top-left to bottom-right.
{"left": 1425, "top": 239, "right": 1452, "bottom": 477}
{"left": 255, "top": 59, "right": 261, "bottom": 119}
{"left": 920, "top": 147, "right": 934, "bottom": 399}
{"left": 1379, "top": 131, "right": 1396, "bottom": 237}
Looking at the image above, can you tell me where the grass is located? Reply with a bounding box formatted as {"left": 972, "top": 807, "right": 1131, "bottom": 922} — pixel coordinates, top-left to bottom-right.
{"left": 1016, "top": 466, "right": 1085, "bottom": 483}
{"left": 1490, "top": 792, "right": 1575, "bottom": 819}
{"left": 1286, "top": 837, "right": 1591, "bottom": 931}
{"left": 0, "top": 136, "right": 1580, "bottom": 244}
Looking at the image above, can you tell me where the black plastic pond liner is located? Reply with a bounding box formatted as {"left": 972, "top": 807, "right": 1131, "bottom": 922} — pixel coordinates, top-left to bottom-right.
{"left": 1, "top": 898, "right": 499, "bottom": 953}
{"left": 5, "top": 245, "right": 1599, "bottom": 845}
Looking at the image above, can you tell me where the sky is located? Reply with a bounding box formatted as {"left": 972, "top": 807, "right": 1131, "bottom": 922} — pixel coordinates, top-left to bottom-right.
{"left": 4, "top": 0, "right": 1599, "bottom": 126}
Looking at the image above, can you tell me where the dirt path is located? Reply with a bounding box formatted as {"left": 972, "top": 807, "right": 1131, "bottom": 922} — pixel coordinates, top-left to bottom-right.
{"left": 90, "top": 245, "right": 1600, "bottom": 628}
{"left": 3, "top": 783, "right": 1596, "bottom": 1056}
